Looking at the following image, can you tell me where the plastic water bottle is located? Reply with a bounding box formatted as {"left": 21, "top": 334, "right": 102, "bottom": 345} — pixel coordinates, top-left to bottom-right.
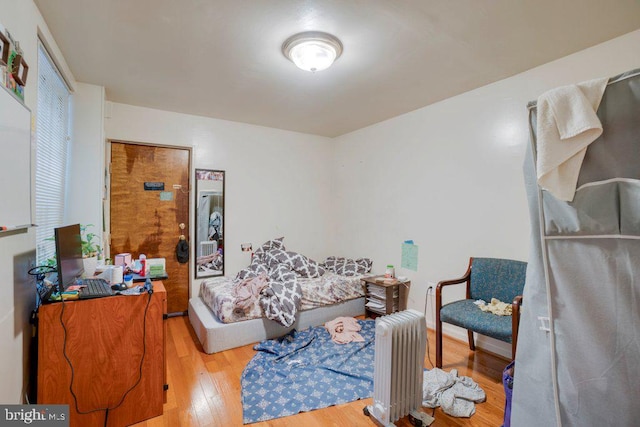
{"left": 139, "top": 254, "right": 147, "bottom": 277}
{"left": 385, "top": 265, "right": 395, "bottom": 279}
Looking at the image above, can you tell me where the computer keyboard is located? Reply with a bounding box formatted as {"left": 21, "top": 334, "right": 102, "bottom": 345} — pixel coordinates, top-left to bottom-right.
{"left": 79, "top": 278, "right": 115, "bottom": 299}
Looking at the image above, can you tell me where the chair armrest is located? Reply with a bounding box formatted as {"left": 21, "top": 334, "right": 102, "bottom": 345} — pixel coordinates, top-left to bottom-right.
{"left": 435, "top": 261, "right": 472, "bottom": 313}
{"left": 512, "top": 295, "right": 523, "bottom": 327}
{"left": 437, "top": 275, "right": 470, "bottom": 288}
{"left": 436, "top": 258, "right": 473, "bottom": 303}
{"left": 435, "top": 273, "right": 469, "bottom": 302}
{"left": 513, "top": 295, "right": 523, "bottom": 309}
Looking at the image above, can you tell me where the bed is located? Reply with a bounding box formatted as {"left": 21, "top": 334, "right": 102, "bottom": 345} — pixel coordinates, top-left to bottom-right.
{"left": 188, "top": 238, "right": 372, "bottom": 354}
{"left": 189, "top": 273, "right": 367, "bottom": 354}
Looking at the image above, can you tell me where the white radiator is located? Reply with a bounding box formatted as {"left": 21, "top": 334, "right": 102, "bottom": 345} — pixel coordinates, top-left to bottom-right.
{"left": 366, "top": 309, "right": 432, "bottom": 426}
{"left": 200, "top": 240, "right": 218, "bottom": 257}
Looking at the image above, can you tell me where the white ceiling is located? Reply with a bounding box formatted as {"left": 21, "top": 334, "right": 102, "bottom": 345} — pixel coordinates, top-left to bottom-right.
{"left": 35, "top": 0, "right": 640, "bottom": 137}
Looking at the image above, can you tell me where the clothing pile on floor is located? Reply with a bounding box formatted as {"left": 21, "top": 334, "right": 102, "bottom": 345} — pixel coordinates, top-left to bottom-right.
{"left": 324, "top": 316, "right": 364, "bottom": 344}
{"left": 422, "top": 368, "right": 486, "bottom": 417}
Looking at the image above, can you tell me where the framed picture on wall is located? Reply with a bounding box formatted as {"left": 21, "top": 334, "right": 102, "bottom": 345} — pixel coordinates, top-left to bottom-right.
{"left": 12, "top": 54, "right": 28, "bottom": 86}
{"left": 0, "top": 31, "right": 9, "bottom": 66}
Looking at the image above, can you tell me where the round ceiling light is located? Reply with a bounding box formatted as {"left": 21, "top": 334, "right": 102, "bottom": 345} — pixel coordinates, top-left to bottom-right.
{"left": 282, "top": 31, "right": 343, "bottom": 72}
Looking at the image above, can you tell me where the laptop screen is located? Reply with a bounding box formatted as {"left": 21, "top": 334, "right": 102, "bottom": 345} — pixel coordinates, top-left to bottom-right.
{"left": 54, "top": 224, "right": 85, "bottom": 292}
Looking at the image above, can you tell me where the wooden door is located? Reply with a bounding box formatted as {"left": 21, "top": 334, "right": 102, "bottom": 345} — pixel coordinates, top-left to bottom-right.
{"left": 110, "top": 142, "right": 190, "bottom": 314}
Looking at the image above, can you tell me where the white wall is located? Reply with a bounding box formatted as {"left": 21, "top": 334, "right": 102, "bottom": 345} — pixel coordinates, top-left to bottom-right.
{"left": 66, "top": 83, "right": 105, "bottom": 234}
{"left": 332, "top": 29, "right": 640, "bottom": 357}
{"left": 3, "top": 2, "right": 639, "bottom": 401}
{"left": 0, "top": 0, "right": 76, "bottom": 403}
{"left": 105, "top": 103, "right": 334, "bottom": 298}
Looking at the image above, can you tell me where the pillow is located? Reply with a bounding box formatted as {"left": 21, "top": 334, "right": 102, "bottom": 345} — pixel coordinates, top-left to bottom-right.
{"left": 252, "top": 237, "right": 285, "bottom": 262}
{"left": 235, "top": 260, "right": 268, "bottom": 281}
{"left": 266, "top": 249, "right": 325, "bottom": 278}
{"left": 355, "top": 258, "right": 373, "bottom": 272}
{"left": 323, "top": 256, "right": 342, "bottom": 271}
{"left": 336, "top": 260, "right": 359, "bottom": 276}
{"left": 323, "top": 256, "right": 372, "bottom": 276}
{"left": 294, "top": 255, "right": 325, "bottom": 278}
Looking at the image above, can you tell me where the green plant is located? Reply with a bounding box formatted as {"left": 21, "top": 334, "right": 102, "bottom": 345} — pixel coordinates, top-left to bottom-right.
{"left": 45, "top": 223, "right": 102, "bottom": 262}
{"left": 80, "top": 224, "right": 101, "bottom": 258}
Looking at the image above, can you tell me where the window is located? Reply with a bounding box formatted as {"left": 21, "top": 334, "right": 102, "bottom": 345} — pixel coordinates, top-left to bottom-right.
{"left": 35, "top": 42, "right": 71, "bottom": 265}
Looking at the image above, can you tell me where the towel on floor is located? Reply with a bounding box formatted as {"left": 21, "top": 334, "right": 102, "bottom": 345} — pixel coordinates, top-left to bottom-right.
{"left": 422, "top": 368, "right": 486, "bottom": 418}
{"left": 325, "top": 316, "right": 365, "bottom": 344}
{"left": 536, "top": 77, "right": 608, "bottom": 201}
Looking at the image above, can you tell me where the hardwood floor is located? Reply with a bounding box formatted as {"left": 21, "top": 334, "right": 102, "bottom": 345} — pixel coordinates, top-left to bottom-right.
{"left": 133, "top": 316, "right": 510, "bottom": 427}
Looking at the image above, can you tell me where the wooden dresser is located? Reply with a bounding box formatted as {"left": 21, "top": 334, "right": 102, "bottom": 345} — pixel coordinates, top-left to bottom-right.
{"left": 37, "top": 281, "right": 167, "bottom": 427}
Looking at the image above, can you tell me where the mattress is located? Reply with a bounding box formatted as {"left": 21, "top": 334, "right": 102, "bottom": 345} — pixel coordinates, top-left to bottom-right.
{"left": 200, "top": 272, "right": 366, "bottom": 324}
{"left": 189, "top": 296, "right": 366, "bottom": 354}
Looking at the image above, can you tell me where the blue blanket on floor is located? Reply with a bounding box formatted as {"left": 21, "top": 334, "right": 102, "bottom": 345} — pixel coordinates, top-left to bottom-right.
{"left": 241, "top": 319, "right": 375, "bottom": 424}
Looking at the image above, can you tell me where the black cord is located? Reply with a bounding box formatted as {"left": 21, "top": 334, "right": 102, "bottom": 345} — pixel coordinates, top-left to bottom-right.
{"left": 28, "top": 265, "right": 57, "bottom": 277}
{"left": 59, "top": 291, "right": 153, "bottom": 422}
{"left": 28, "top": 265, "right": 57, "bottom": 309}
{"left": 423, "top": 287, "right": 435, "bottom": 369}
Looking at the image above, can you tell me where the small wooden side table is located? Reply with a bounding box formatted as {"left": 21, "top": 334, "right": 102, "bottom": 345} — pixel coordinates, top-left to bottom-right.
{"left": 361, "top": 275, "right": 410, "bottom": 318}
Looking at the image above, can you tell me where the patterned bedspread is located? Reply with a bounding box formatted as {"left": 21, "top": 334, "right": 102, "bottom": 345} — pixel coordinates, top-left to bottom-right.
{"left": 199, "top": 272, "right": 366, "bottom": 324}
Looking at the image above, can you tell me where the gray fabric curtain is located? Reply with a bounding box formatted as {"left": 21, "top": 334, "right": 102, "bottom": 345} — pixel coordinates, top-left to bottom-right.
{"left": 513, "top": 68, "right": 640, "bottom": 426}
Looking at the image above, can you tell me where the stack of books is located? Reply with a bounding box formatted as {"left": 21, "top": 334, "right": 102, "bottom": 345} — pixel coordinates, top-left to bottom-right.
{"left": 365, "top": 282, "right": 399, "bottom": 315}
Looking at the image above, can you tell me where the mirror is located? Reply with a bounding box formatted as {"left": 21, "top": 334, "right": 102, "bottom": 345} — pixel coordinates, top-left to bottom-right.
{"left": 195, "top": 169, "right": 225, "bottom": 278}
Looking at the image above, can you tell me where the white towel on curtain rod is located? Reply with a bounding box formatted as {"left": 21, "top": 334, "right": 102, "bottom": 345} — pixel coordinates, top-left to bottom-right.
{"left": 535, "top": 77, "right": 608, "bottom": 201}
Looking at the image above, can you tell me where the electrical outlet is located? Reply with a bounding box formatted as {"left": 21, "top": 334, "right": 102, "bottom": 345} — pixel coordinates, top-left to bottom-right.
{"left": 426, "top": 281, "right": 437, "bottom": 294}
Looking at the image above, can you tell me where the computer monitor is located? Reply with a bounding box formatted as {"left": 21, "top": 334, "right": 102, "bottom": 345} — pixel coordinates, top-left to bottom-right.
{"left": 54, "top": 224, "right": 85, "bottom": 292}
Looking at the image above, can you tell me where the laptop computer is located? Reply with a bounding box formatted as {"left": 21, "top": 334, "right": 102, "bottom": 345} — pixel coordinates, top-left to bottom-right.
{"left": 54, "top": 224, "right": 115, "bottom": 299}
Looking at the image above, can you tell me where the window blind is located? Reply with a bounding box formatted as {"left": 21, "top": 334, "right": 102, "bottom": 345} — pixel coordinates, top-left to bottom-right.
{"left": 35, "top": 42, "right": 70, "bottom": 265}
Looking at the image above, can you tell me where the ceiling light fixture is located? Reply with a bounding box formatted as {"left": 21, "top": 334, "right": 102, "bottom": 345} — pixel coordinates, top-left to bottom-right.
{"left": 282, "top": 31, "right": 343, "bottom": 72}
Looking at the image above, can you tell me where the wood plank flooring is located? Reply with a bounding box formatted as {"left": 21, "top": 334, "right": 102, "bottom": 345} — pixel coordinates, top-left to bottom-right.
{"left": 133, "top": 316, "right": 510, "bottom": 427}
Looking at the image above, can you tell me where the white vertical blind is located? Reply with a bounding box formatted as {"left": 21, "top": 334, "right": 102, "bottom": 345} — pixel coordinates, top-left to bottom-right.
{"left": 35, "top": 42, "right": 70, "bottom": 265}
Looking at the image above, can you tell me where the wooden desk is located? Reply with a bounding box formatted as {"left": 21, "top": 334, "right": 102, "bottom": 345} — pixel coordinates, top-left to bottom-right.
{"left": 38, "top": 281, "right": 167, "bottom": 427}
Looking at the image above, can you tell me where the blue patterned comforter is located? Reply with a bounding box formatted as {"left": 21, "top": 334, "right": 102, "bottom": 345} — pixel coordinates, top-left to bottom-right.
{"left": 241, "top": 319, "right": 375, "bottom": 423}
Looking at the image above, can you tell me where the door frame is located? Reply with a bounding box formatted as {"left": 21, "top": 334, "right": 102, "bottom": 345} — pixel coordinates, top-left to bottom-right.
{"left": 105, "top": 139, "right": 193, "bottom": 297}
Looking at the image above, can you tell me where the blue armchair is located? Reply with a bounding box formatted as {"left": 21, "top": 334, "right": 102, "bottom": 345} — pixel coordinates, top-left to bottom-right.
{"left": 435, "top": 257, "right": 527, "bottom": 368}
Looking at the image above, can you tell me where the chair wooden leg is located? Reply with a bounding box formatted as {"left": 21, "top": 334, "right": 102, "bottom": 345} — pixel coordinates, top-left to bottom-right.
{"left": 512, "top": 297, "right": 521, "bottom": 360}
{"left": 512, "top": 326, "right": 519, "bottom": 360}
{"left": 436, "top": 311, "right": 442, "bottom": 368}
{"left": 436, "top": 320, "right": 443, "bottom": 368}
{"left": 435, "top": 286, "right": 444, "bottom": 368}
{"left": 467, "top": 330, "right": 475, "bottom": 351}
